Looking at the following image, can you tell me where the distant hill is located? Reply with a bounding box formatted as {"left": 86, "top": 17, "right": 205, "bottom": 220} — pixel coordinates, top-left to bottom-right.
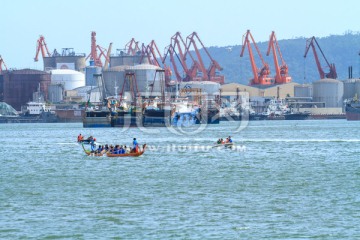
{"left": 190, "top": 32, "right": 360, "bottom": 85}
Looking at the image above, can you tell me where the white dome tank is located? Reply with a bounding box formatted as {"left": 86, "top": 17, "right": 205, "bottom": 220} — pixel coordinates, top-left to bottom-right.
{"left": 50, "top": 69, "right": 85, "bottom": 91}
{"left": 313, "top": 78, "right": 343, "bottom": 107}
{"left": 180, "top": 81, "right": 220, "bottom": 97}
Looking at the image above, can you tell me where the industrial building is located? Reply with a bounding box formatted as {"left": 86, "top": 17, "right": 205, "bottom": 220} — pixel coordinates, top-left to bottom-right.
{"left": 85, "top": 66, "right": 102, "bottom": 86}
{"left": 110, "top": 51, "right": 149, "bottom": 67}
{"left": 101, "top": 64, "right": 166, "bottom": 98}
{"left": 50, "top": 69, "right": 85, "bottom": 91}
{"left": 312, "top": 78, "right": 344, "bottom": 108}
{"left": 343, "top": 78, "right": 360, "bottom": 100}
{"left": 179, "top": 81, "right": 221, "bottom": 102}
{"left": 221, "top": 82, "right": 299, "bottom": 99}
{"left": 0, "top": 69, "right": 51, "bottom": 110}
{"left": 43, "top": 53, "right": 86, "bottom": 72}
{"left": 35, "top": 36, "right": 86, "bottom": 72}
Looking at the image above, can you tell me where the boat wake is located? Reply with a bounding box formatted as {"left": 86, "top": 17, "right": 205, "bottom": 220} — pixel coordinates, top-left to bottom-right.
{"left": 243, "top": 139, "right": 360, "bottom": 143}
{"left": 146, "top": 144, "right": 246, "bottom": 153}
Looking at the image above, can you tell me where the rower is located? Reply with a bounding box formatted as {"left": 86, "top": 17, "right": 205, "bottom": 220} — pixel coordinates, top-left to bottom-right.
{"left": 96, "top": 145, "right": 103, "bottom": 153}
{"left": 228, "top": 136, "right": 233, "bottom": 143}
{"left": 90, "top": 140, "right": 96, "bottom": 152}
{"left": 119, "top": 145, "right": 126, "bottom": 154}
{"left": 132, "top": 138, "right": 139, "bottom": 153}
{"left": 77, "top": 134, "right": 83, "bottom": 142}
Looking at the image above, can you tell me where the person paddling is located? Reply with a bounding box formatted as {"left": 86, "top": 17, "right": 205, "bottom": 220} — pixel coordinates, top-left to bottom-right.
{"left": 132, "top": 138, "right": 139, "bottom": 153}
{"left": 77, "top": 134, "right": 83, "bottom": 142}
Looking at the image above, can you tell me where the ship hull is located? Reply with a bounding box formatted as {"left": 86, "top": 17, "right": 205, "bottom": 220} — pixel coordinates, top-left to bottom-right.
{"left": 143, "top": 109, "right": 171, "bottom": 127}
{"left": 284, "top": 113, "right": 310, "bottom": 120}
{"left": 83, "top": 111, "right": 111, "bottom": 128}
{"left": 0, "top": 112, "right": 58, "bottom": 123}
{"left": 345, "top": 105, "right": 360, "bottom": 120}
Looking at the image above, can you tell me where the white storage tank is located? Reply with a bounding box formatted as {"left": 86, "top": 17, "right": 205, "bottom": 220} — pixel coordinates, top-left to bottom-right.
{"left": 294, "top": 84, "right": 313, "bottom": 98}
{"left": 103, "top": 64, "right": 163, "bottom": 97}
{"left": 103, "top": 65, "right": 127, "bottom": 96}
{"left": 313, "top": 78, "right": 343, "bottom": 107}
{"left": 50, "top": 69, "right": 85, "bottom": 91}
{"left": 132, "top": 64, "right": 163, "bottom": 95}
{"left": 85, "top": 66, "right": 102, "bottom": 86}
{"left": 48, "top": 84, "right": 64, "bottom": 103}
{"left": 180, "top": 81, "right": 220, "bottom": 100}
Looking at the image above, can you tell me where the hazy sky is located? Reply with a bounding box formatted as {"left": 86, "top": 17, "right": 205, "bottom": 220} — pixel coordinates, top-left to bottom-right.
{"left": 1, "top": 0, "right": 359, "bottom": 69}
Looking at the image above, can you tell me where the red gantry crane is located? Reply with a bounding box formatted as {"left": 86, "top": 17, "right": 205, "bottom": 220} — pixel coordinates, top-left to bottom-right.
{"left": 184, "top": 32, "right": 208, "bottom": 81}
{"left": 185, "top": 32, "right": 224, "bottom": 84}
{"left": 163, "top": 32, "right": 199, "bottom": 82}
{"left": 0, "top": 55, "right": 8, "bottom": 73}
{"left": 163, "top": 44, "right": 183, "bottom": 82}
{"left": 240, "top": 30, "right": 272, "bottom": 85}
{"left": 142, "top": 40, "right": 172, "bottom": 84}
{"left": 34, "top": 35, "right": 52, "bottom": 61}
{"left": 125, "top": 38, "right": 141, "bottom": 56}
{"left": 85, "top": 31, "right": 112, "bottom": 68}
{"left": 164, "top": 32, "right": 216, "bottom": 83}
{"left": 266, "top": 31, "right": 292, "bottom": 84}
{"left": 304, "top": 36, "right": 337, "bottom": 79}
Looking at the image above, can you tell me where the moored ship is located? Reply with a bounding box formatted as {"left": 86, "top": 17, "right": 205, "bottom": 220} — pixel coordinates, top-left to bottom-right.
{"left": 0, "top": 101, "right": 58, "bottom": 123}
{"left": 345, "top": 98, "right": 360, "bottom": 121}
{"left": 284, "top": 111, "right": 310, "bottom": 120}
{"left": 83, "top": 107, "right": 111, "bottom": 128}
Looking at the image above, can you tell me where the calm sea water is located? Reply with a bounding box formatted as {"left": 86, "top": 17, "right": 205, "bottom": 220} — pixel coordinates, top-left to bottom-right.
{"left": 1, "top": 120, "right": 359, "bottom": 239}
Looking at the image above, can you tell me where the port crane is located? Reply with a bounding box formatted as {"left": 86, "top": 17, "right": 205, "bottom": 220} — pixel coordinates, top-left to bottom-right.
{"left": 104, "top": 42, "right": 112, "bottom": 70}
{"left": 240, "top": 30, "right": 272, "bottom": 85}
{"left": 125, "top": 38, "right": 141, "bottom": 56}
{"left": 119, "top": 71, "right": 140, "bottom": 106}
{"left": 163, "top": 32, "right": 199, "bottom": 82}
{"left": 34, "top": 35, "right": 52, "bottom": 61}
{"left": 163, "top": 44, "right": 181, "bottom": 82}
{"left": 0, "top": 55, "right": 7, "bottom": 73}
{"left": 304, "top": 36, "right": 337, "bottom": 79}
{"left": 141, "top": 40, "right": 172, "bottom": 84}
{"left": 266, "top": 31, "right": 291, "bottom": 84}
{"left": 185, "top": 32, "right": 224, "bottom": 84}
{"left": 85, "top": 31, "right": 112, "bottom": 68}
{"left": 164, "top": 32, "right": 211, "bottom": 82}
{"left": 184, "top": 32, "right": 208, "bottom": 81}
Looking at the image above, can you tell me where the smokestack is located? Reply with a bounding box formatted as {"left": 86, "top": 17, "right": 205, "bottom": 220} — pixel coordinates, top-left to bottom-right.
{"left": 348, "top": 66, "right": 353, "bottom": 79}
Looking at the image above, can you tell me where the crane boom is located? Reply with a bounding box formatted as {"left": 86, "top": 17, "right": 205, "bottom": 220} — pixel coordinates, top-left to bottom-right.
{"left": 266, "top": 31, "right": 291, "bottom": 84}
{"left": 34, "top": 35, "right": 51, "bottom": 62}
{"left": 125, "top": 38, "right": 140, "bottom": 56}
{"left": 304, "top": 36, "right": 337, "bottom": 79}
{"left": 85, "top": 31, "right": 111, "bottom": 68}
{"left": 103, "top": 42, "right": 112, "bottom": 70}
{"left": 240, "top": 30, "right": 272, "bottom": 85}
{"left": 185, "top": 32, "right": 208, "bottom": 80}
{"left": 184, "top": 32, "right": 224, "bottom": 84}
{"left": 0, "top": 55, "right": 8, "bottom": 73}
{"left": 164, "top": 45, "right": 183, "bottom": 82}
{"left": 163, "top": 32, "right": 201, "bottom": 82}
{"left": 144, "top": 40, "right": 172, "bottom": 84}
{"left": 171, "top": 32, "right": 189, "bottom": 73}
